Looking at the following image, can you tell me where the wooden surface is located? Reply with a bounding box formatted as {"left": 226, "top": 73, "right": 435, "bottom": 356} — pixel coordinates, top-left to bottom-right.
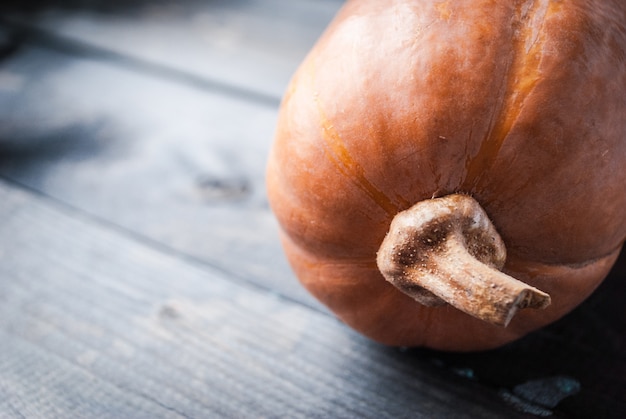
{"left": 0, "top": 1, "right": 624, "bottom": 417}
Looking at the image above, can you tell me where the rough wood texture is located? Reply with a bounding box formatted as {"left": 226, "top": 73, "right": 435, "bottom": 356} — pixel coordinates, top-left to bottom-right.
{"left": 0, "top": 40, "right": 312, "bottom": 306}
{"left": 2, "top": 0, "right": 342, "bottom": 100}
{"left": 0, "top": 179, "right": 521, "bottom": 418}
{"left": 0, "top": 1, "right": 624, "bottom": 417}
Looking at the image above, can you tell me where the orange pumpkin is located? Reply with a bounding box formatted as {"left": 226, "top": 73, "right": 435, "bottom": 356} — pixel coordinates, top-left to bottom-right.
{"left": 266, "top": 0, "right": 626, "bottom": 351}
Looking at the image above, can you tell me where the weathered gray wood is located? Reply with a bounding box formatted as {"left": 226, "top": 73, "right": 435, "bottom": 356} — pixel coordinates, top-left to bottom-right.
{"left": 0, "top": 0, "right": 343, "bottom": 315}
{"left": 0, "top": 179, "right": 523, "bottom": 418}
{"left": 0, "top": 43, "right": 313, "bottom": 307}
{"left": 2, "top": 0, "right": 344, "bottom": 100}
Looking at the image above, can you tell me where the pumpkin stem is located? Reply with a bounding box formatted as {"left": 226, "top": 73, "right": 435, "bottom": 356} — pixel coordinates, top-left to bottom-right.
{"left": 376, "top": 194, "right": 550, "bottom": 327}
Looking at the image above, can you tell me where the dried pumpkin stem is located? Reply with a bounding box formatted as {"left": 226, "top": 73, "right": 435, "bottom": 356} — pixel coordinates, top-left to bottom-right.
{"left": 376, "top": 194, "right": 550, "bottom": 327}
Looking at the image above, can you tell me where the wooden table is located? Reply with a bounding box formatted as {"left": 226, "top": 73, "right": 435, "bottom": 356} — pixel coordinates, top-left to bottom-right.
{"left": 0, "top": 1, "right": 624, "bottom": 417}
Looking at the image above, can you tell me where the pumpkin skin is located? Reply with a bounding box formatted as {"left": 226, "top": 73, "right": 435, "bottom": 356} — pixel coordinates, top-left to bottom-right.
{"left": 266, "top": 0, "right": 626, "bottom": 351}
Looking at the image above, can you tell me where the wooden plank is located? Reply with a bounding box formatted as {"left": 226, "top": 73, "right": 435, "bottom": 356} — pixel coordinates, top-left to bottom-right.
{"left": 2, "top": 0, "right": 344, "bottom": 100}
{"left": 0, "top": 179, "right": 523, "bottom": 418}
{"left": 0, "top": 43, "right": 312, "bottom": 307}
{"left": 0, "top": 0, "right": 342, "bottom": 313}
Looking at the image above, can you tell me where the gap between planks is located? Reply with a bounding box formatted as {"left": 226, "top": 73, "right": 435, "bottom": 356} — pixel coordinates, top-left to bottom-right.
{"left": 0, "top": 175, "right": 327, "bottom": 316}
{"left": 0, "top": 16, "right": 282, "bottom": 108}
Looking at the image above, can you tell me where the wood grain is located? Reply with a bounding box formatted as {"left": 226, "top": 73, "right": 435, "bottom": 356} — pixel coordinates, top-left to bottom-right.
{"left": 2, "top": 0, "right": 344, "bottom": 100}
{"left": 0, "top": 41, "right": 314, "bottom": 307}
{"left": 0, "top": 179, "right": 522, "bottom": 418}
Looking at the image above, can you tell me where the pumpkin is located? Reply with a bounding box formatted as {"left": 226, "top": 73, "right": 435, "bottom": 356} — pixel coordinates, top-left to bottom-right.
{"left": 266, "top": 0, "right": 626, "bottom": 351}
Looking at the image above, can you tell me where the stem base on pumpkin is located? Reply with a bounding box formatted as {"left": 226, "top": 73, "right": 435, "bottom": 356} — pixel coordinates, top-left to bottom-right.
{"left": 376, "top": 194, "right": 550, "bottom": 327}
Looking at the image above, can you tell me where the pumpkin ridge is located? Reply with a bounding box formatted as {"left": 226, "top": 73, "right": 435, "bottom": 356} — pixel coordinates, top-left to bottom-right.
{"left": 509, "top": 244, "right": 625, "bottom": 270}
{"left": 464, "top": 0, "right": 549, "bottom": 191}
{"left": 312, "top": 90, "right": 400, "bottom": 217}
